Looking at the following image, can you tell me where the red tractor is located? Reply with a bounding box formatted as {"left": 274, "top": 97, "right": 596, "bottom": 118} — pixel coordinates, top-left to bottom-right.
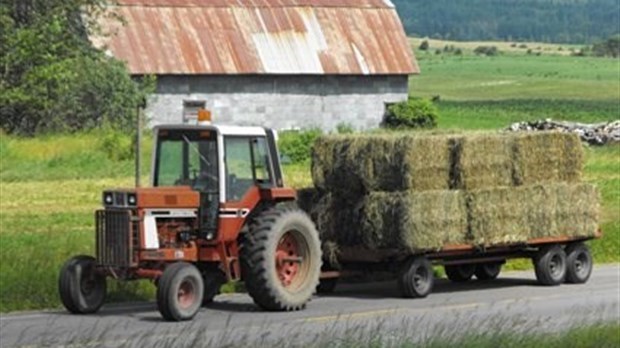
{"left": 59, "top": 117, "right": 322, "bottom": 321}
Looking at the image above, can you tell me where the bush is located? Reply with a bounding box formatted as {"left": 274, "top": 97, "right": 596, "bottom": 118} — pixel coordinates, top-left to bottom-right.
{"left": 474, "top": 46, "right": 499, "bottom": 56}
{"left": 98, "top": 127, "right": 135, "bottom": 161}
{"left": 419, "top": 40, "right": 430, "bottom": 51}
{"left": 278, "top": 128, "right": 323, "bottom": 164}
{"left": 383, "top": 99, "right": 439, "bottom": 130}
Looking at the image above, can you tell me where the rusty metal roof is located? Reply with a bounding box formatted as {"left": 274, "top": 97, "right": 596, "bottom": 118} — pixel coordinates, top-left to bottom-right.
{"left": 94, "top": 0, "right": 418, "bottom": 75}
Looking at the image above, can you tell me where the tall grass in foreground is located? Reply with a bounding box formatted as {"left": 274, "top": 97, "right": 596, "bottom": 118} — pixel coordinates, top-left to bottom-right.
{"left": 9, "top": 315, "right": 619, "bottom": 348}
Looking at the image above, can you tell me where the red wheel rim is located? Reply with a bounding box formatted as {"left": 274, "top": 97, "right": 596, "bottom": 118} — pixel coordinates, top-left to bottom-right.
{"left": 178, "top": 280, "right": 196, "bottom": 309}
{"left": 276, "top": 231, "right": 303, "bottom": 288}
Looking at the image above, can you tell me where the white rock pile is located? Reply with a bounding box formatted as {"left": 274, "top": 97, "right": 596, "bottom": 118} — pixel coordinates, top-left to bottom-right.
{"left": 507, "top": 119, "right": 620, "bottom": 145}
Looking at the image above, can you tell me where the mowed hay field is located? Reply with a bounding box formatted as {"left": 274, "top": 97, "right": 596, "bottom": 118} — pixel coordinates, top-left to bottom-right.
{"left": 1, "top": 41, "right": 619, "bottom": 312}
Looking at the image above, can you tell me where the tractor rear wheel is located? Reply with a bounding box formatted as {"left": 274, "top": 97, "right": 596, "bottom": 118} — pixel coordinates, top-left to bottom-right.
{"left": 445, "top": 264, "right": 476, "bottom": 282}
{"left": 59, "top": 255, "right": 106, "bottom": 314}
{"left": 241, "top": 206, "right": 322, "bottom": 311}
{"left": 157, "top": 262, "right": 204, "bottom": 321}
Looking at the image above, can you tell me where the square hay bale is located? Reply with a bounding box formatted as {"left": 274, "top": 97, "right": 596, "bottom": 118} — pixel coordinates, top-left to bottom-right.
{"left": 452, "top": 133, "right": 516, "bottom": 190}
{"left": 466, "top": 186, "right": 532, "bottom": 246}
{"left": 467, "top": 183, "right": 600, "bottom": 247}
{"left": 513, "top": 132, "right": 583, "bottom": 185}
{"left": 311, "top": 134, "right": 452, "bottom": 197}
{"left": 552, "top": 183, "right": 599, "bottom": 238}
{"left": 360, "top": 191, "right": 468, "bottom": 251}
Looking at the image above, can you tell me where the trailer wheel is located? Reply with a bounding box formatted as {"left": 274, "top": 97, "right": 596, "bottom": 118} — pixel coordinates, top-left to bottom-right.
{"left": 444, "top": 264, "right": 475, "bottom": 282}
{"left": 399, "top": 256, "right": 434, "bottom": 298}
{"left": 241, "top": 206, "right": 322, "bottom": 311}
{"left": 59, "top": 255, "right": 106, "bottom": 314}
{"left": 533, "top": 245, "right": 567, "bottom": 286}
{"left": 565, "top": 243, "right": 593, "bottom": 284}
{"left": 157, "top": 262, "right": 204, "bottom": 321}
{"left": 474, "top": 262, "right": 502, "bottom": 280}
{"left": 316, "top": 278, "right": 338, "bottom": 294}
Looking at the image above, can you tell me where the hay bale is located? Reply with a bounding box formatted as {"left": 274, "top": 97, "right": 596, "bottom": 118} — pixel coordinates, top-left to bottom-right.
{"left": 467, "top": 183, "right": 599, "bottom": 247}
{"left": 466, "top": 186, "right": 531, "bottom": 245}
{"left": 298, "top": 189, "right": 467, "bottom": 252}
{"left": 452, "top": 133, "right": 515, "bottom": 190}
{"left": 513, "top": 132, "right": 583, "bottom": 185}
{"left": 311, "top": 134, "right": 452, "bottom": 197}
{"left": 361, "top": 191, "right": 468, "bottom": 251}
{"left": 553, "top": 183, "right": 599, "bottom": 238}
{"left": 453, "top": 132, "right": 584, "bottom": 190}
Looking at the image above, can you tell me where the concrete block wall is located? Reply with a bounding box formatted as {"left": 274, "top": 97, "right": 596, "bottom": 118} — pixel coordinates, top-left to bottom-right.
{"left": 146, "top": 75, "right": 409, "bottom": 131}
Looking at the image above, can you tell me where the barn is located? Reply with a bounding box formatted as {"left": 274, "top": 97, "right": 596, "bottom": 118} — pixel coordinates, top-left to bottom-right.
{"left": 94, "top": 0, "right": 418, "bottom": 130}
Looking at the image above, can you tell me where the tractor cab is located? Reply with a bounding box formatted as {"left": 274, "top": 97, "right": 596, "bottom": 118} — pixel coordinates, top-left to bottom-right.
{"left": 151, "top": 124, "right": 284, "bottom": 240}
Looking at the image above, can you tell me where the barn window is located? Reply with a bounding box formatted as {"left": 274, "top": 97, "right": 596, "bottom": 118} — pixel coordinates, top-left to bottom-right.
{"left": 183, "top": 100, "right": 207, "bottom": 124}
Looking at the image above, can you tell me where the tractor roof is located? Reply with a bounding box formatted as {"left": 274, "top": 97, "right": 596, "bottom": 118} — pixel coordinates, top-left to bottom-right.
{"left": 154, "top": 124, "right": 268, "bottom": 137}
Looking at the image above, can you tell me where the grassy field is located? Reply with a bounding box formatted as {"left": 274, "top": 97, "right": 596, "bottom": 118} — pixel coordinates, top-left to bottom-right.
{"left": 1, "top": 40, "right": 618, "bottom": 312}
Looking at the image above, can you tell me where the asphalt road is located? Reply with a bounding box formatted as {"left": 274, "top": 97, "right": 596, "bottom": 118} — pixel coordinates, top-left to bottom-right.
{"left": 1, "top": 265, "right": 618, "bottom": 347}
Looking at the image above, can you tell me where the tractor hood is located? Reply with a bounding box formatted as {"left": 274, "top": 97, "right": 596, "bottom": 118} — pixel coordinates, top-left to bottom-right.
{"left": 135, "top": 187, "right": 200, "bottom": 208}
{"left": 102, "top": 187, "right": 200, "bottom": 209}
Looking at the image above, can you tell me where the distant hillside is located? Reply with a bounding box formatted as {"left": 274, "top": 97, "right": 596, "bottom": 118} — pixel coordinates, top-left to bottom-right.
{"left": 393, "top": 0, "right": 620, "bottom": 44}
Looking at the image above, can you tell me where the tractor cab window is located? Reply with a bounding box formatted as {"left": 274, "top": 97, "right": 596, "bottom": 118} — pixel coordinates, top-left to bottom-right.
{"left": 225, "top": 136, "right": 272, "bottom": 201}
{"left": 154, "top": 130, "right": 218, "bottom": 192}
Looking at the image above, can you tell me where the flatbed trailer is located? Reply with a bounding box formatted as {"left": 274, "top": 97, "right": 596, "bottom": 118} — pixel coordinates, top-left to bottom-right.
{"left": 317, "top": 230, "right": 601, "bottom": 297}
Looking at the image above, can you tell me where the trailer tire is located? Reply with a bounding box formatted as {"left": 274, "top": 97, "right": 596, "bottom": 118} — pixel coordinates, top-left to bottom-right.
{"left": 445, "top": 264, "right": 475, "bottom": 282}
{"left": 157, "top": 262, "right": 204, "bottom": 321}
{"left": 241, "top": 206, "right": 322, "bottom": 311}
{"left": 399, "top": 256, "right": 434, "bottom": 298}
{"left": 59, "top": 255, "right": 106, "bottom": 314}
{"left": 474, "top": 262, "right": 502, "bottom": 280}
{"left": 534, "top": 245, "right": 567, "bottom": 286}
{"left": 565, "top": 243, "right": 593, "bottom": 284}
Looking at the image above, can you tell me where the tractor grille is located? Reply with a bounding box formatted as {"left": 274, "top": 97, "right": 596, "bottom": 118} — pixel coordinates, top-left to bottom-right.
{"left": 96, "top": 209, "right": 133, "bottom": 268}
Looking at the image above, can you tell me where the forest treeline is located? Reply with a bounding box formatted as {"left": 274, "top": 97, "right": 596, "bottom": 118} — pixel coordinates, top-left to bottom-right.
{"left": 393, "top": 0, "right": 619, "bottom": 44}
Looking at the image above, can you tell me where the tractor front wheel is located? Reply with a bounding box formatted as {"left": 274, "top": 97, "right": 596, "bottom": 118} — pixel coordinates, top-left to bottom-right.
{"left": 157, "top": 262, "right": 204, "bottom": 321}
{"left": 241, "top": 206, "right": 322, "bottom": 311}
{"left": 58, "top": 255, "right": 107, "bottom": 314}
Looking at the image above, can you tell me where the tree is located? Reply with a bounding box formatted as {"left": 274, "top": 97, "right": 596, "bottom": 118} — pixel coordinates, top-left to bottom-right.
{"left": 592, "top": 35, "right": 620, "bottom": 57}
{"left": 0, "top": 0, "right": 153, "bottom": 135}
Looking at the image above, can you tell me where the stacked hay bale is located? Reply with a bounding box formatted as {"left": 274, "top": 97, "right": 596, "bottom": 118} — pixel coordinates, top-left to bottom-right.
{"left": 298, "top": 131, "right": 599, "bottom": 255}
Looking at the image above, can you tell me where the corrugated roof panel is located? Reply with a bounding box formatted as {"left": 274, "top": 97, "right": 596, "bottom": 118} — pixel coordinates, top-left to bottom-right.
{"left": 117, "top": 0, "right": 394, "bottom": 8}
{"left": 94, "top": 1, "right": 418, "bottom": 75}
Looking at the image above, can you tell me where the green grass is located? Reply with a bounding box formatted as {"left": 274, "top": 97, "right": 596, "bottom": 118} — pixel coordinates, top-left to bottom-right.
{"left": 410, "top": 53, "right": 619, "bottom": 101}
{"left": 436, "top": 99, "right": 619, "bottom": 130}
{"left": 319, "top": 322, "right": 620, "bottom": 348}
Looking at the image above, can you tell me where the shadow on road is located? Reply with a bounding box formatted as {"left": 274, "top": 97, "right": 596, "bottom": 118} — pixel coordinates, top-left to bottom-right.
{"left": 321, "top": 276, "right": 540, "bottom": 299}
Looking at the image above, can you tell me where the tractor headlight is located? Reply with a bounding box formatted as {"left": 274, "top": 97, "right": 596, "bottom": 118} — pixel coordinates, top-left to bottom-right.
{"left": 103, "top": 192, "right": 114, "bottom": 206}
{"left": 127, "top": 193, "right": 137, "bottom": 206}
